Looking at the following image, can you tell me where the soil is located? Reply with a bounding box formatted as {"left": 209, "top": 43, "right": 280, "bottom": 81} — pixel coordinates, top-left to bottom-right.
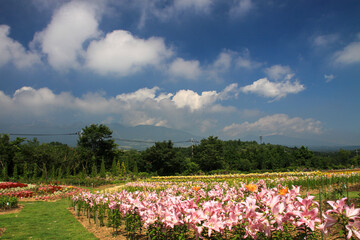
{"left": 0, "top": 204, "right": 24, "bottom": 215}
{"left": 0, "top": 228, "right": 5, "bottom": 237}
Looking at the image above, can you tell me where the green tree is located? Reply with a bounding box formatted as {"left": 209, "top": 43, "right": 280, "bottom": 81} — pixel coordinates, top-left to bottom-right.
{"left": 66, "top": 165, "right": 71, "bottom": 177}
{"left": 57, "top": 166, "right": 63, "bottom": 179}
{"left": 2, "top": 163, "right": 8, "bottom": 180}
{"left": 121, "top": 161, "right": 126, "bottom": 176}
{"left": 23, "top": 162, "right": 29, "bottom": 181}
{"left": 91, "top": 162, "right": 97, "bottom": 177}
{"left": 13, "top": 164, "right": 18, "bottom": 180}
{"left": 77, "top": 124, "right": 117, "bottom": 169}
{"left": 0, "top": 134, "right": 24, "bottom": 178}
{"left": 141, "top": 141, "right": 181, "bottom": 176}
{"left": 100, "top": 158, "right": 106, "bottom": 178}
{"left": 111, "top": 158, "right": 117, "bottom": 176}
{"left": 193, "top": 136, "right": 225, "bottom": 172}
{"left": 181, "top": 157, "right": 200, "bottom": 175}
{"left": 33, "top": 163, "right": 38, "bottom": 180}
{"left": 50, "top": 165, "right": 56, "bottom": 179}
{"left": 116, "top": 160, "right": 121, "bottom": 176}
{"left": 132, "top": 161, "right": 138, "bottom": 175}
{"left": 41, "top": 163, "right": 47, "bottom": 181}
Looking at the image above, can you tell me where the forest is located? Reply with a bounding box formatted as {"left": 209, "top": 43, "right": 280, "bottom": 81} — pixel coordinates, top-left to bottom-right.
{"left": 1, "top": 124, "right": 359, "bottom": 182}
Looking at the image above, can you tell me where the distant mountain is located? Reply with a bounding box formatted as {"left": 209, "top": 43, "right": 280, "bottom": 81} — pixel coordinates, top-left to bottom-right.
{"left": 108, "top": 123, "right": 201, "bottom": 150}
{"left": 244, "top": 134, "right": 359, "bottom": 152}
{"left": 2, "top": 123, "right": 358, "bottom": 151}
{"left": 2, "top": 122, "right": 201, "bottom": 150}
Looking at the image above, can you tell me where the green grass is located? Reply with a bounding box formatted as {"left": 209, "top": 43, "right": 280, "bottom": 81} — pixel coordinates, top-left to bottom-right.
{"left": 302, "top": 190, "right": 360, "bottom": 201}
{"left": 0, "top": 199, "right": 97, "bottom": 240}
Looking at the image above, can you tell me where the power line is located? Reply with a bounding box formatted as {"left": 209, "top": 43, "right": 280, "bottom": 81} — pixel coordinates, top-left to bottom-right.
{"left": 114, "top": 138, "right": 199, "bottom": 144}
{"left": 3, "top": 132, "right": 199, "bottom": 146}
{"left": 5, "top": 132, "right": 79, "bottom": 136}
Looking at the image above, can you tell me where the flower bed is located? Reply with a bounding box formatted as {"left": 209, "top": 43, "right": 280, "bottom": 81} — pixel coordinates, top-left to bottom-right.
{"left": 0, "top": 182, "right": 84, "bottom": 201}
{"left": 0, "top": 182, "right": 28, "bottom": 190}
{"left": 71, "top": 180, "right": 360, "bottom": 239}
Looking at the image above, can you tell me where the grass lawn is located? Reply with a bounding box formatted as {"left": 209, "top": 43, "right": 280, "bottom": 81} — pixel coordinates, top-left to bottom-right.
{"left": 0, "top": 199, "right": 97, "bottom": 240}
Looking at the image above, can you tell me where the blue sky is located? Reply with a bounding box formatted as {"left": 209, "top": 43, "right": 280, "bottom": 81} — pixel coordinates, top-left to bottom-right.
{"left": 0, "top": 0, "right": 359, "bottom": 145}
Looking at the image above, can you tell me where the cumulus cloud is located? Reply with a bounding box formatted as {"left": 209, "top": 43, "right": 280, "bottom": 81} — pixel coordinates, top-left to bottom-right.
{"left": 223, "top": 114, "right": 322, "bottom": 137}
{"left": 172, "top": 90, "right": 218, "bottom": 111}
{"left": 333, "top": 41, "right": 360, "bottom": 65}
{"left": 86, "top": 30, "right": 172, "bottom": 75}
{"left": 235, "top": 49, "right": 262, "bottom": 69}
{"left": 229, "top": 0, "right": 254, "bottom": 18}
{"left": 241, "top": 78, "right": 304, "bottom": 100}
{"left": 169, "top": 58, "right": 202, "bottom": 80}
{"left": 32, "top": 1, "right": 101, "bottom": 70}
{"left": 0, "top": 25, "right": 40, "bottom": 68}
{"left": 264, "top": 64, "right": 293, "bottom": 81}
{"left": 0, "top": 84, "right": 238, "bottom": 132}
{"left": 172, "top": 83, "right": 239, "bottom": 111}
{"left": 213, "top": 51, "right": 232, "bottom": 72}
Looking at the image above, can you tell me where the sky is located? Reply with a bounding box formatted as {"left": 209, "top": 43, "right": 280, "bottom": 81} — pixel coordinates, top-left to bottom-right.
{"left": 0, "top": 0, "right": 359, "bottom": 145}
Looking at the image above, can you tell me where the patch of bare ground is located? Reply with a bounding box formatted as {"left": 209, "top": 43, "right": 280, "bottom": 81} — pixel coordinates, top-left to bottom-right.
{"left": 0, "top": 228, "right": 6, "bottom": 237}
{"left": 0, "top": 204, "right": 24, "bottom": 215}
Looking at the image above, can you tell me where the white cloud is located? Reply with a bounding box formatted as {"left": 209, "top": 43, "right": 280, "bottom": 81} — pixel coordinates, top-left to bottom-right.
{"left": 213, "top": 51, "right": 232, "bottom": 72}
{"left": 324, "top": 74, "right": 335, "bottom": 83}
{"left": 235, "top": 49, "right": 262, "bottom": 69}
{"left": 312, "top": 34, "right": 339, "bottom": 47}
{"left": 223, "top": 114, "right": 322, "bottom": 137}
{"left": 86, "top": 30, "right": 172, "bottom": 75}
{"left": 172, "top": 89, "right": 218, "bottom": 111}
{"left": 0, "top": 85, "right": 238, "bottom": 133}
{"left": 32, "top": 1, "right": 101, "bottom": 70}
{"left": 333, "top": 41, "right": 360, "bottom": 65}
{"left": 172, "top": 83, "right": 239, "bottom": 111}
{"left": 229, "top": 0, "right": 254, "bottom": 18}
{"left": 264, "top": 64, "right": 293, "bottom": 81}
{"left": 169, "top": 58, "right": 202, "bottom": 80}
{"left": 241, "top": 78, "right": 304, "bottom": 100}
{"left": 0, "top": 25, "right": 40, "bottom": 68}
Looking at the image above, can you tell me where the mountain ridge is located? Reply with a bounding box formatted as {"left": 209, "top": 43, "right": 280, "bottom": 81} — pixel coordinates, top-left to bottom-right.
{"left": 2, "top": 123, "right": 358, "bottom": 151}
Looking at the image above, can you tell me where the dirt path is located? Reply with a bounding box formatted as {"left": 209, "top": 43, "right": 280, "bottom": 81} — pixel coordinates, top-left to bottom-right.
{"left": 0, "top": 204, "right": 24, "bottom": 215}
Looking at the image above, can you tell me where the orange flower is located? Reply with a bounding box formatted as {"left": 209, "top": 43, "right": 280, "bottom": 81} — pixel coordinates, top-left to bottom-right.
{"left": 278, "top": 187, "right": 288, "bottom": 195}
{"left": 245, "top": 184, "right": 258, "bottom": 192}
{"left": 193, "top": 186, "right": 201, "bottom": 192}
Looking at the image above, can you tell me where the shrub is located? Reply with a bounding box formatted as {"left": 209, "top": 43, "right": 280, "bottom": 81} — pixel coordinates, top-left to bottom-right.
{"left": 0, "top": 195, "right": 18, "bottom": 209}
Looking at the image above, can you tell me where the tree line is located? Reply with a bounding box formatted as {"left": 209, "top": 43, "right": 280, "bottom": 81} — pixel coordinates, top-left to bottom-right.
{"left": 1, "top": 124, "right": 359, "bottom": 181}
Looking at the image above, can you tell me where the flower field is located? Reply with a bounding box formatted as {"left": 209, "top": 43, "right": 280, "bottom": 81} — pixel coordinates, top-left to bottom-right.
{"left": 0, "top": 182, "right": 84, "bottom": 201}
{"left": 70, "top": 171, "right": 360, "bottom": 239}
